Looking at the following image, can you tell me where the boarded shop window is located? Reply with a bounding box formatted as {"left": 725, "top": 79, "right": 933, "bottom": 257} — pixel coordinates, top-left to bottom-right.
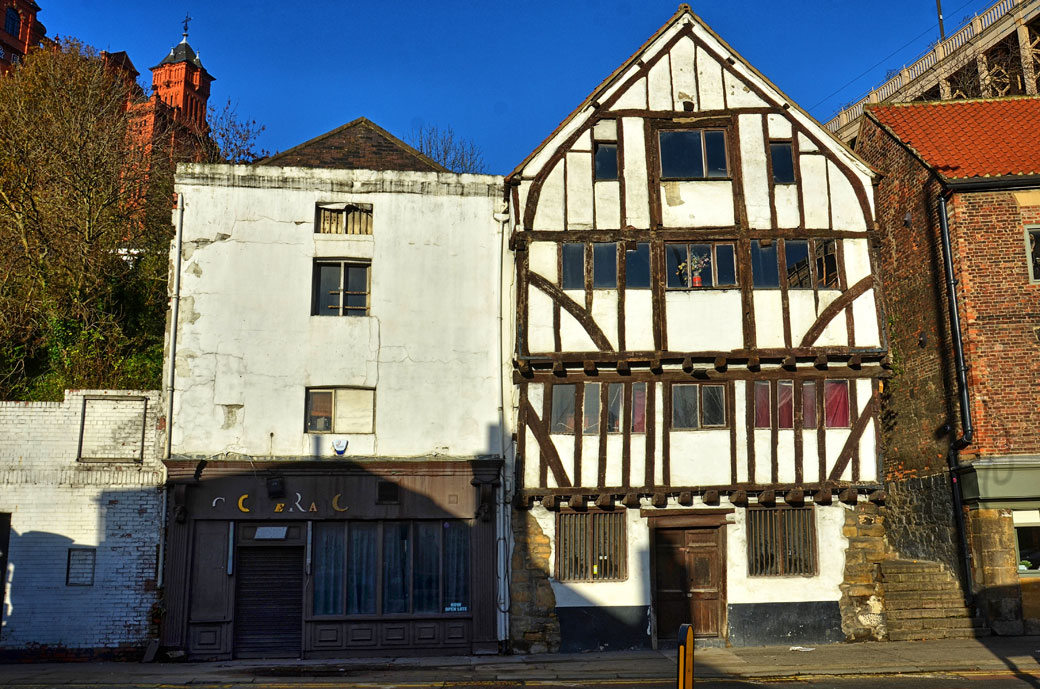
{"left": 769, "top": 142, "right": 796, "bottom": 184}
{"left": 659, "top": 129, "right": 728, "bottom": 179}
{"left": 594, "top": 143, "right": 618, "bottom": 181}
{"left": 556, "top": 511, "right": 627, "bottom": 582}
{"left": 1027, "top": 228, "right": 1040, "bottom": 283}
{"left": 672, "top": 384, "right": 726, "bottom": 429}
{"left": 305, "top": 387, "right": 374, "bottom": 434}
{"left": 666, "top": 242, "right": 736, "bottom": 288}
{"left": 66, "top": 548, "right": 96, "bottom": 586}
{"left": 312, "top": 260, "right": 370, "bottom": 316}
{"left": 625, "top": 243, "right": 651, "bottom": 288}
{"left": 316, "top": 203, "right": 373, "bottom": 235}
{"left": 746, "top": 508, "right": 817, "bottom": 577}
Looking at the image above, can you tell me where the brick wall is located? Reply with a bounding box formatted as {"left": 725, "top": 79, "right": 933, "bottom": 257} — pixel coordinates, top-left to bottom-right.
{"left": 0, "top": 390, "right": 165, "bottom": 657}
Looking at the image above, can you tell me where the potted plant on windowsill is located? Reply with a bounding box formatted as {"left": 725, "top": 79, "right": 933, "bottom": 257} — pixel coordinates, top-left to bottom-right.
{"left": 678, "top": 253, "right": 711, "bottom": 287}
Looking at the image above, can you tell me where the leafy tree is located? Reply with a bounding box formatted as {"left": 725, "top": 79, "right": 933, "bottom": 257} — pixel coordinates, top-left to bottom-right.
{"left": 0, "top": 39, "right": 174, "bottom": 399}
{"left": 408, "top": 123, "right": 488, "bottom": 174}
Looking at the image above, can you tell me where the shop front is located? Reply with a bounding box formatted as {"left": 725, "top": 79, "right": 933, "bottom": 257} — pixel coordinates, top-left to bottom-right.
{"left": 160, "top": 459, "right": 501, "bottom": 659}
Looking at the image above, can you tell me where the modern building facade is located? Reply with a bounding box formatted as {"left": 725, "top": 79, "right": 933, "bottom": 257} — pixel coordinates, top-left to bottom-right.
{"left": 505, "top": 5, "right": 887, "bottom": 651}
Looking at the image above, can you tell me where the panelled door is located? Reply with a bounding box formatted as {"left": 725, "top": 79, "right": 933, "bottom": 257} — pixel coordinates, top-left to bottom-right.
{"left": 233, "top": 546, "right": 304, "bottom": 658}
{"left": 653, "top": 526, "right": 725, "bottom": 639}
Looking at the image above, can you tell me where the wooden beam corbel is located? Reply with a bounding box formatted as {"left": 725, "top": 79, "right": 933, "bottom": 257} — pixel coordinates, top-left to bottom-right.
{"left": 617, "top": 360, "right": 630, "bottom": 375}
{"left": 542, "top": 494, "right": 558, "bottom": 511}
{"left": 583, "top": 360, "right": 597, "bottom": 375}
{"left": 595, "top": 494, "right": 614, "bottom": 510}
{"left": 714, "top": 356, "right": 728, "bottom": 372}
{"left": 785, "top": 488, "right": 805, "bottom": 506}
{"left": 621, "top": 492, "right": 641, "bottom": 509}
{"left": 782, "top": 355, "right": 797, "bottom": 370}
{"left": 682, "top": 357, "right": 694, "bottom": 373}
{"left": 848, "top": 354, "right": 862, "bottom": 370}
{"left": 758, "top": 490, "right": 776, "bottom": 507}
{"left": 678, "top": 491, "right": 694, "bottom": 506}
{"left": 651, "top": 492, "right": 668, "bottom": 508}
{"left": 814, "top": 354, "right": 828, "bottom": 370}
{"left": 868, "top": 489, "right": 887, "bottom": 504}
{"left": 552, "top": 361, "right": 566, "bottom": 377}
{"left": 517, "top": 359, "right": 532, "bottom": 377}
{"left": 747, "top": 355, "right": 760, "bottom": 371}
{"left": 569, "top": 494, "right": 586, "bottom": 510}
{"left": 838, "top": 487, "right": 858, "bottom": 505}
{"left": 703, "top": 489, "right": 720, "bottom": 506}
{"left": 513, "top": 493, "right": 535, "bottom": 510}
{"left": 730, "top": 489, "right": 748, "bottom": 507}
{"left": 813, "top": 486, "right": 833, "bottom": 505}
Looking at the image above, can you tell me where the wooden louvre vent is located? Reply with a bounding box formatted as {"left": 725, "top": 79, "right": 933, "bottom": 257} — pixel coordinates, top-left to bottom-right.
{"left": 556, "top": 511, "right": 626, "bottom": 581}
{"left": 316, "top": 203, "right": 373, "bottom": 235}
{"left": 746, "top": 507, "right": 817, "bottom": 576}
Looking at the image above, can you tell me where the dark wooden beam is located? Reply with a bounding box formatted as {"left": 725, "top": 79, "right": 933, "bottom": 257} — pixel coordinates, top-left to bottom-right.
{"left": 542, "top": 494, "right": 558, "bottom": 511}
{"left": 552, "top": 360, "right": 566, "bottom": 376}
{"left": 814, "top": 354, "right": 828, "bottom": 369}
{"left": 785, "top": 488, "right": 805, "bottom": 506}
{"left": 782, "top": 355, "right": 797, "bottom": 370}
{"left": 595, "top": 493, "right": 614, "bottom": 510}
{"left": 838, "top": 487, "right": 858, "bottom": 505}
{"left": 678, "top": 491, "right": 694, "bottom": 506}
{"left": 813, "top": 487, "right": 833, "bottom": 505}
{"left": 569, "top": 493, "right": 586, "bottom": 510}
{"left": 622, "top": 492, "right": 641, "bottom": 509}
{"left": 703, "top": 489, "right": 720, "bottom": 506}
{"left": 651, "top": 492, "right": 668, "bottom": 508}
{"left": 583, "top": 360, "right": 597, "bottom": 375}
{"left": 682, "top": 357, "right": 694, "bottom": 373}
{"left": 868, "top": 489, "right": 886, "bottom": 504}
{"left": 714, "top": 356, "right": 728, "bottom": 372}
{"left": 747, "top": 356, "right": 761, "bottom": 371}
{"left": 731, "top": 490, "right": 748, "bottom": 507}
{"left": 758, "top": 490, "right": 776, "bottom": 507}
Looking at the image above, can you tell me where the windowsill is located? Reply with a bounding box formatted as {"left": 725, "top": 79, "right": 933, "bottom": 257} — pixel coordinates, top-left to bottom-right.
{"left": 305, "top": 431, "right": 374, "bottom": 436}
{"left": 665, "top": 286, "right": 739, "bottom": 291}
{"left": 660, "top": 177, "right": 733, "bottom": 183}
{"left": 671, "top": 427, "right": 729, "bottom": 432}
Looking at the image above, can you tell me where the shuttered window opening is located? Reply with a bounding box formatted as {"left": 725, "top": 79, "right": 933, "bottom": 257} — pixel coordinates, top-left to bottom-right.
{"left": 234, "top": 547, "right": 304, "bottom": 658}
{"left": 556, "top": 511, "right": 627, "bottom": 582}
{"left": 746, "top": 507, "right": 817, "bottom": 577}
{"left": 316, "top": 203, "right": 373, "bottom": 235}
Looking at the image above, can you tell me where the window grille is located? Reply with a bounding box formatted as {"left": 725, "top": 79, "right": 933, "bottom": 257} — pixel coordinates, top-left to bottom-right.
{"left": 316, "top": 203, "right": 373, "bottom": 235}
{"left": 746, "top": 507, "right": 817, "bottom": 577}
{"left": 556, "top": 511, "right": 627, "bottom": 582}
{"left": 66, "top": 548, "right": 96, "bottom": 586}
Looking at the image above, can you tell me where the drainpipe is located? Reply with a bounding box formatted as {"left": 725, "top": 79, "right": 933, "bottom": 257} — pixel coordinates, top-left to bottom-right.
{"left": 937, "top": 193, "right": 975, "bottom": 600}
{"left": 493, "top": 202, "right": 513, "bottom": 644}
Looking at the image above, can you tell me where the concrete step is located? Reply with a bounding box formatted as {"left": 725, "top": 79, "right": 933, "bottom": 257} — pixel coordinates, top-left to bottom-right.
{"left": 885, "top": 606, "right": 974, "bottom": 620}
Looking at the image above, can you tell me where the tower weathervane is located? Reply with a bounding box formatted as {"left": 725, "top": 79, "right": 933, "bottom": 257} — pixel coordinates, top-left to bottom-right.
{"left": 182, "top": 12, "right": 192, "bottom": 40}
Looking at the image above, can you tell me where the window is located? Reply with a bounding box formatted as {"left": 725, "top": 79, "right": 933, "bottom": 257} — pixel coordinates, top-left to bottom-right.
{"left": 594, "top": 143, "right": 618, "bottom": 181}
{"left": 751, "top": 240, "right": 780, "bottom": 288}
{"left": 1027, "top": 228, "right": 1040, "bottom": 283}
{"left": 550, "top": 384, "right": 576, "bottom": 433}
{"left": 632, "top": 383, "right": 647, "bottom": 433}
{"left": 312, "top": 520, "right": 469, "bottom": 615}
{"left": 672, "top": 384, "right": 727, "bottom": 429}
{"left": 778, "top": 380, "right": 794, "bottom": 429}
{"left": 552, "top": 382, "right": 632, "bottom": 434}
{"left": 316, "top": 202, "right": 373, "bottom": 235}
{"left": 753, "top": 238, "right": 839, "bottom": 289}
{"left": 659, "top": 129, "right": 728, "bottom": 179}
{"left": 5, "top": 8, "right": 19, "bottom": 38}
{"left": 584, "top": 382, "right": 600, "bottom": 433}
{"left": 561, "top": 243, "right": 618, "bottom": 289}
{"left": 625, "top": 243, "right": 651, "bottom": 288}
{"left": 557, "top": 511, "right": 626, "bottom": 581}
{"left": 66, "top": 548, "right": 96, "bottom": 586}
{"left": 746, "top": 508, "right": 817, "bottom": 577}
{"left": 770, "top": 142, "right": 796, "bottom": 184}
{"left": 753, "top": 381, "right": 771, "bottom": 428}
{"left": 755, "top": 380, "right": 847, "bottom": 429}
{"left": 313, "top": 260, "right": 370, "bottom": 316}
{"left": 823, "top": 380, "right": 850, "bottom": 428}
{"left": 802, "top": 381, "right": 818, "bottom": 429}
{"left": 305, "top": 387, "right": 375, "bottom": 434}
{"left": 666, "top": 243, "right": 737, "bottom": 288}
{"left": 607, "top": 383, "right": 623, "bottom": 432}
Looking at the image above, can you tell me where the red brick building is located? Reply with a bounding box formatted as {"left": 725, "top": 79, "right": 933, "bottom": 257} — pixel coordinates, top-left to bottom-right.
{"left": 0, "top": 0, "right": 45, "bottom": 75}
{"left": 857, "top": 96, "right": 1040, "bottom": 634}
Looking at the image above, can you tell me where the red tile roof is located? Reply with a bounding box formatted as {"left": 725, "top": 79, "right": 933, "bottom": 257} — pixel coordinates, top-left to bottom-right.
{"left": 865, "top": 97, "right": 1040, "bottom": 180}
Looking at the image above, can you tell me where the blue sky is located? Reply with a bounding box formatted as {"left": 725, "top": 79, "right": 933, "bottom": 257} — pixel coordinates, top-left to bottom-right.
{"left": 45, "top": 1, "right": 999, "bottom": 174}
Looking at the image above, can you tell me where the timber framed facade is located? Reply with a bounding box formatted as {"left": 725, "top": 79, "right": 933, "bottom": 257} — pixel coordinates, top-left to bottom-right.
{"left": 507, "top": 5, "right": 887, "bottom": 650}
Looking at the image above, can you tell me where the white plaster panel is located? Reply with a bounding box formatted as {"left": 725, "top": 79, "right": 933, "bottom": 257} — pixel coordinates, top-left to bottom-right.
{"left": 797, "top": 133, "right": 818, "bottom": 153}
{"left": 528, "top": 242, "right": 559, "bottom": 284}
{"left": 827, "top": 160, "right": 867, "bottom": 231}
{"left": 788, "top": 290, "right": 818, "bottom": 348}
{"left": 527, "top": 384, "right": 543, "bottom": 413}
{"left": 593, "top": 119, "right": 617, "bottom": 141}
{"left": 519, "top": 180, "right": 533, "bottom": 229}
{"left": 573, "top": 128, "right": 592, "bottom": 152}
{"left": 546, "top": 507, "right": 652, "bottom": 608}
{"left": 777, "top": 431, "right": 796, "bottom": 483}
{"left": 775, "top": 184, "right": 801, "bottom": 229}
{"left": 669, "top": 431, "right": 731, "bottom": 486}
{"left": 566, "top": 152, "right": 594, "bottom": 230}
{"left": 752, "top": 291, "right": 785, "bottom": 348}
{"left": 549, "top": 434, "right": 575, "bottom": 488}
{"left": 653, "top": 385, "right": 664, "bottom": 485}
{"left": 852, "top": 291, "right": 881, "bottom": 348}
{"left": 524, "top": 428, "right": 540, "bottom": 487}
{"left": 610, "top": 77, "right": 648, "bottom": 111}
{"left": 842, "top": 238, "right": 871, "bottom": 284}
{"left": 767, "top": 114, "right": 792, "bottom": 139}
{"left": 695, "top": 46, "right": 725, "bottom": 111}
{"left": 625, "top": 290, "right": 655, "bottom": 351}
{"left": 525, "top": 109, "right": 588, "bottom": 179}
{"left": 753, "top": 429, "right": 771, "bottom": 483}
{"left": 857, "top": 378, "right": 877, "bottom": 479}
{"left": 734, "top": 383, "right": 749, "bottom": 483}
{"left": 659, "top": 180, "right": 735, "bottom": 227}
{"left": 799, "top": 155, "right": 830, "bottom": 230}
{"left": 726, "top": 505, "right": 848, "bottom": 604}
{"left": 802, "top": 431, "right": 819, "bottom": 484}
{"left": 669, "top": 36, "right": 698, "bottom": 108}
{"left": 313, "top": 234, "right": 375, "bottom": 259}
{"left": 605, "top": 435, "right": 624, "bottom": 486}
{"left": 590, "top": 290, "right": 619, "bottom": 350}
{"left": 648, "top": 57, "right": 673, "bottom": 111}
{"left": 738, "top": 114, "right": 771, "bottom": 229}
{"left": 533, "top": 161, "right": 565, "bottom": 231}
{"left": 630, "top": 434, "right": 647, "bottom": 489}
{"left": 621, "top": 118, "right": 651, "bottom": 227}
{"left": 723, "top": 69, "right": 768, "bottom": 108}
{"left": 594, "top": 181, "right": 621, "bottom": 229}
{"left": 581, "top": 435, "right": 600, "bottom": 488}
{"left": 815, "top": 290, "right": 847, "bottom": 347}
{"left": 665, "top": 291, "right": 742, "bottom": 351}
{"left": 527, "top": 286, "right": 556, "bottom": 353}
{"left": 559, "top": 302, "right": 599, "bottom": 351}
{"left": 826, "top": 429, "right": 851, "bottom": 481}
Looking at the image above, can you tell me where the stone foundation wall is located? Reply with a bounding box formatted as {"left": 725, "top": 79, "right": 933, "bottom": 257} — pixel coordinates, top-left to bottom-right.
{"left": 885, "top": 472, "right": 960, "bottom": 574}
{"left": 839, "top": 502, "right": 888, "bottom": 641}
{"left": 508, "top": 510, "right": 560, "bottom": 653}
{"left": 967, "top": 507, "right": 1024, "bottom": 635}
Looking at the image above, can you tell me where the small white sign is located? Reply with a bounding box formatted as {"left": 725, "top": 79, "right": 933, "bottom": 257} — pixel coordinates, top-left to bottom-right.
{"left": 254, "top": 526, "right": 288, "bottom": 540}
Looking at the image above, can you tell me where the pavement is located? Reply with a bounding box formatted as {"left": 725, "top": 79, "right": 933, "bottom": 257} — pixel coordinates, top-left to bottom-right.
{"left": 1, "top": 636, "right": 1040, "bottom": 685}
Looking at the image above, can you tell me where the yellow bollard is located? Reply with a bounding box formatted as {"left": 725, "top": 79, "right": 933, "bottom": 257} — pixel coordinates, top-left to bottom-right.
{"left": 676, "top": 623, "right": 694, "bottom": 689}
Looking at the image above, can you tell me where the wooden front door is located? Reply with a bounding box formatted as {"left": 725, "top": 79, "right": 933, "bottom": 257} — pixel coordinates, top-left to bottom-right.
{"left": 653, "top": 526, "right": 725, "bottom": 639}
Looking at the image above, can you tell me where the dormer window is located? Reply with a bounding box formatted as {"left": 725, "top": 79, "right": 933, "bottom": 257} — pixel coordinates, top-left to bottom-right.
{"left": 5, "top": 8, "right": 19, "bottom": 39}
{"left": 659, "top": 129, "right": 728, "bottom": 179}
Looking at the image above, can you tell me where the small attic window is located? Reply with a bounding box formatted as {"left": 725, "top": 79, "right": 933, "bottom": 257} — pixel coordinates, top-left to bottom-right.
{"left": 5, "top": 8, "right": 20, "bottom": 38}
{"left": 316, "top": 203, "right": 373, "bottom": 235}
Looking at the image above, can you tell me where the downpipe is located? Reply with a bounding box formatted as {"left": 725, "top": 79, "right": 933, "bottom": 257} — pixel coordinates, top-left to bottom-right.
{"left": 493, "top": 203, "right": 513, "bottom": 645}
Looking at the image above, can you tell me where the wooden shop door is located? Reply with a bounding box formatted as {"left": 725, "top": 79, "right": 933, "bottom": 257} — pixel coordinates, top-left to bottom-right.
{"left": 654, "top": 526, "right": 725, "bottom": 639}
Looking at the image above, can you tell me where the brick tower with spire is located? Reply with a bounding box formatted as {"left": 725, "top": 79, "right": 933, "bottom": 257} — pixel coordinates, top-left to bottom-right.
{"left": 150, "top": 14, "right": 213, "bottom": 135}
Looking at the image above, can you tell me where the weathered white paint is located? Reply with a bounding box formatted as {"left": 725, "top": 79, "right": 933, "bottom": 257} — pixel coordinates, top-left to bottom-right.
{"left": 827, "top": 160, "right": 867, "bottom": 231}
{"left": 580, "top": 435, "right": 599, "bottom": 488}
{"left": 843, "top": 238, "right": 872, "bottom": 284}
{"left": 777, "top": 431, "right": 796, "bottom": 483}
{"left": 648, "top": 57, "right": 673, "bottom": 111}
{"left": 723, "top": 69, "right": 768, "bottom": 108}
{"left": 670, "top": 430, "right": 731, "bottom": 485}
{"left": 726, "top": 504, "right": 848, "bottom": 604}
{"left": 621, "top": 118, "right": 651, "bottom": 227}
{"left": 653, "top": 387, "right": 665, "bottom": 485}
{"left": 566, "top": 152, "right": 594, "bottom": 230}
{"left": 524, "top": 428, "right": 540, "bottom": 487}
{"left": 815, "top": 291, "right": 848, "bottom": 347}
{"left": 573, "top": 129, "right": 593, "bottom": 152}
{"left": 788, "top": 291, "right": 820, "bottom": 345}
{"left": 549, "top": 434, "right": 575, "bottom": 487}
{"left": 734, "top": 384, "right": 749, "bottom": 483}
{"left": 659, "top": 180, "right": 735, "bottom": 227}
{"left": 534, "top": 161, "right": 565, "bottom": 231}
{"left": 738, "top": 114, "right": 771, "bottom": 228}
{"left": 666, "top": 291, "right": 743, "bottom": 351}
{"left": 799, "top": 155, "right": 830, "bottom": 230}
{"left": 752, "top": 292, "right": 785, "bottom": 348}
{"left": 826, "top": 428, "right": 852, "bottom": 481}
{"left": 559, "top": 297, "right": 600, "bottom": 351}
{"left": 753, "top": 429, "right": 772, "bottom": 483}
{"left": 774, "top": 184, "right": 801, "bottom": 228}
{"left": 593, "top": 119, "right": 617, "bottom": 141}
{"left": 695, "top": 46, "right": 725, "bottom": 110}
{"left": 767, "top": 114, "right": 792, "bottom": 139}
{"left": 172, "top": 165, "right": 504, "bottom": 461}
{"left": 629, "top": 434, "right": 647, "bottom": 487}
{"left": 670, "top": 36, "right": 698, "bottom": 107}
{"left": 590, "top": 290, "right": 620, "bottom": 349}
{"left": 852, "top": 291, "right": 881, "bottom": 347}
{"left": 797, "top": 133, "right": 818, "bottom": 153}
{"left": 529, "top": 243, "right": 559, "bottom": 283}
{"left": 594, "top": 181, "right": 621, "bottom": 229}
{"left": 610, "top": 77, "right": 648, "bottom": 111}
{"left": 857, "top": 378, "right": 877, "bottom": 481}
{"left": 528, "top": 287, "right": 557, "bottom": 353}
{"left": 802, "top": 431, "right": 819, "bottom": 483}
{"left": 605, "top": 435, "right": 624, "bottom": 486}
{"left": 625, "top": 290, "right": 655, "bottom": 351}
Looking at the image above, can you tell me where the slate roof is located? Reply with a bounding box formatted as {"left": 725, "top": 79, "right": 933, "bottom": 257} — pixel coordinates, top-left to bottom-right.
{"left": 865, "top": 97, "right": 1040, "bottom": 180}
{"left": 152, "top": 38, "right": 211, "bottom": 78}
{"left": 260, "top": 117, "right": 447, "bottom": 172}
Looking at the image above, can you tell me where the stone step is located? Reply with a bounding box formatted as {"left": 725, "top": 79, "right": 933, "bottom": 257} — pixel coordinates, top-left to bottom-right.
{"left": 886, "top": 606, "right": 974, "bottom": 620}
{"left": 889, "top": 626, "right": 987, "bottom": 642}
{"left": 882, "top": 582, "right": 963, "bottom": 595}
{"left": 887, "top": 615, "right": 978, "bottom": 632}
{"left": 879, "top": 559, "right": 947, "bottom": 575}
{"left": 881, "top": 571, "right": 958, "bottom": 584}
{"left": 884, "top": 593, "right": 968, "bottom": 608}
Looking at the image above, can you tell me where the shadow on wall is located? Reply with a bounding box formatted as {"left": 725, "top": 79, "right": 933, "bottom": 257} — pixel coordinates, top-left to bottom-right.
{"left": 1, "top": 486, "right": 162, "bottom": 661}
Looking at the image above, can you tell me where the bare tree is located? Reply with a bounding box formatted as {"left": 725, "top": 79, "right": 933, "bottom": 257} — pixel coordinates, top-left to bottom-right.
{"left": 203, "top": 98, "right": 269, "bottom": 164}
{"left": 408, "top": 123, "right": 488, "bottom": 174}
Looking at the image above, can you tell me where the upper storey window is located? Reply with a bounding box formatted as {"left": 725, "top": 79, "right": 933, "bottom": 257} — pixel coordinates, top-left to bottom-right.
{"left": 1027, "top": 227, "right": 1040, "bottom": 283}
{"left": 561, "top": 242, "right": 617, "bottom": 289}
{"left": 769, "top": 142, "right": 796, "bottom": 184}
{"left": 659, "top": 129, "right": 728, "bottom": 180}
{"left": 594, "top": 143, "right": 618, "bottom": 181}
{"left": 5, "top": 8, "right": 19, "bottom": 38}
{"left": 751, "top": 239, "right": 838, "bottom": 289}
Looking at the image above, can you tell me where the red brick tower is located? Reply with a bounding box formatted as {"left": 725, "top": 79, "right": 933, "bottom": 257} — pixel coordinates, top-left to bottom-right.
{"left": 149, "top": 17, "right": 213, "bottom": 135}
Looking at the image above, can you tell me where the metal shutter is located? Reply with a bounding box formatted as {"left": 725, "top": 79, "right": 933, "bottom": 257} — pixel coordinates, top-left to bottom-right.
{"left": 233, "top": 547, "right": 303, "bottom": 658}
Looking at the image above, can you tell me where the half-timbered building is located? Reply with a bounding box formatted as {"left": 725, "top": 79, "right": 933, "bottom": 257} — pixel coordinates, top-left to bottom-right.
{"left": 507, "top": 5, "right": 887, "bottom": 650}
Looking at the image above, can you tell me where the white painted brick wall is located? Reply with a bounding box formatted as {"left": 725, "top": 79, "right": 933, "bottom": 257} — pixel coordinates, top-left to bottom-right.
{"left": 0, "top": 390, "right": 165, "bottom": 650}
